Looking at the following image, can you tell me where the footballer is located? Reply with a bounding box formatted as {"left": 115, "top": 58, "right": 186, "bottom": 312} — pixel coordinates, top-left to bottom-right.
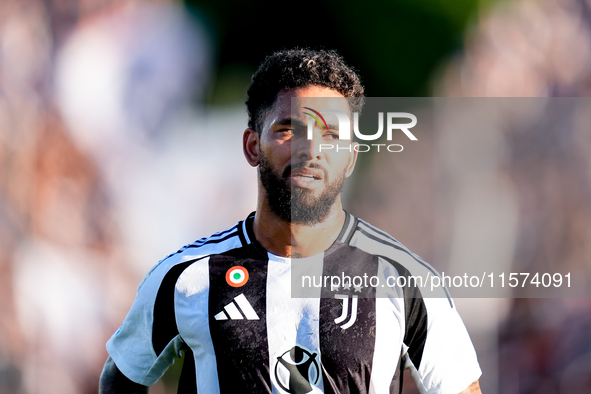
{"left": 99, "top": 49, "right": 482, "bottom": 394}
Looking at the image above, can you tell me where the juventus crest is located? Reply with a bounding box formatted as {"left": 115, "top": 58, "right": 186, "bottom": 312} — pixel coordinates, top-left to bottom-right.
{"left": 334, "top": 294, "right": 358, "bottom": 329}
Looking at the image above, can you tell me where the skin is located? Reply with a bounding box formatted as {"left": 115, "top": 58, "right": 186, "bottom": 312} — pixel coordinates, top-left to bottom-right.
{"left": 460, "top": 380, "right": 482, "bottom": 393}
{"left": 244, "top": 85, "right": 482, "bottom": 394}
{"left": 100, "top": 84, "right": 482, "bottom": 394}
{"left": 243, "top": 85, "right": 358, "bottom": 258}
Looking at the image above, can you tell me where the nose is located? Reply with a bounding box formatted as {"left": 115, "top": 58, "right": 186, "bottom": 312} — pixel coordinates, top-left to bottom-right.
{"left": 295, "top": 129, "right": 322, "bottom": 161}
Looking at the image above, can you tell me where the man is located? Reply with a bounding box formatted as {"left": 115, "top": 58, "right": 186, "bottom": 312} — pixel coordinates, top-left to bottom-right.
{"left": 100, "top": 49, "right": 482, "bottom": 393}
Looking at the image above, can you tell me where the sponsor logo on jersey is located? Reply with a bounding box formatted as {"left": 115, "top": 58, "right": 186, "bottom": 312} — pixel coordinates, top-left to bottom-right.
{"left": 226, "top": 266, "right": 249, "bottom": 287}
{"left": 334, "top": 294, "right": 358, "bottom": 330}
{"left": 214, "top": 293, "right": 259, "bottom": 320}
{"left": 274, "top": 346, "right": 320, "bottom": 394}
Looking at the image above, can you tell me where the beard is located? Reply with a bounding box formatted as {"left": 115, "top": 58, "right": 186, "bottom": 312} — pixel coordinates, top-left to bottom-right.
{"left": 259, "top": 151, "right": 345, "bottom": 225}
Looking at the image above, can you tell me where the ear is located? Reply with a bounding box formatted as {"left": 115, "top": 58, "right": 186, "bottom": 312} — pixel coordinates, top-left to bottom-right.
{"left": 344, "top": 142, "right": 359, "bottom": 178}
{"left": 243, "top": 128, "right": 260, "bottom": 167}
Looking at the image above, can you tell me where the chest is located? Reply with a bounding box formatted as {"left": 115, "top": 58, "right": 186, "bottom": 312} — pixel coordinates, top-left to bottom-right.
{"left": 175, "top": 254, "right": 406, "bottom": 393}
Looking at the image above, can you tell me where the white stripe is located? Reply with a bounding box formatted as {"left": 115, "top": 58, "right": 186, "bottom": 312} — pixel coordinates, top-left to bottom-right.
{"left": 350, "top": 230, "right": 449, "bottom": 299}
{"left": 369, "top": 257, "right": 406, "bottom": 394}
{"left": 214, "top": 311, "right": 228, "bottom": 320}
{"left": 109, "top": 228, "right": 245, "bottom": 390}
{"left": 340, "top": 296, "right": 358, "bottom": 330}
{"left": 185, "top": 224, "right": 240, "bottom": 249}
{"left": 224, "top": 302, "right": 244, "bottom": 319}
{"left": 340, "top": 213, "right": 355, "bottom": 241}
{"left": 242, "top": 219, "right": 251, "bottom": 244}
{"left": 175, "top": 257, "right": 221, "bottom": 394}
{"left": 266, "top": 253, "right": 324, "bottom": 394}
{"left": 358, "top": 220, "right": 404, "bottom": 248}
{"left": 197, "top": 229, "right": 238, "bottom": 243}
{"left": 334, "top": 295, "right": 349, "bottom": 324}
{"left": 234, "top": 294, "right": 260, "bottom": 320}
{"left": 357, "top": 221, "right": 433, "bottom": 271}
{"left": 179, "top": 236, "right": 244, "bottom": 264}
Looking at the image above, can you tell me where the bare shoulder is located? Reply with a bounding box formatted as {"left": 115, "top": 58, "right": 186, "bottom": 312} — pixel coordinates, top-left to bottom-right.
{"left": 459, "top": 380, "right": 482, "bottom": 394}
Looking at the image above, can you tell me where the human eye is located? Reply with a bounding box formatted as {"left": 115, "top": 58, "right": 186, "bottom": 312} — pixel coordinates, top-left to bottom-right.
{"left": 290, "top": 125, "right": 307, "bottom": 137}
{"left": 325, "top": 130, "right": 340, "bottom": 140}
{"left": 274, "top": 126, "right": 295, "bottom": 138}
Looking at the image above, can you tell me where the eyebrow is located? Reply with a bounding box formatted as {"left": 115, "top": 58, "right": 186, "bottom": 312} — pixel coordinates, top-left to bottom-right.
{"left": 275, "top": 118, "right": 306, "bottom": 128}
{"left": 275, "top": 117, "right": 340, "bottom": 130}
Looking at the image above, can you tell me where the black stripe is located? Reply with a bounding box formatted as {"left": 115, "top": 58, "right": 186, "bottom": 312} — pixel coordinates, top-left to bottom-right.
{"left": 357, "top": 220, "right": 403, "bottom": 245}
{"left": 403, "top": 290, "right": 428, "bottom": 371}
{"left": 356, "top": 227, "right": 453, "bottom": 305}
{"left": 244, "top": 212, "right": 257, "bottom": 244}
{"left": 160, "top": 226, "right": 241, "bottom": 261}
{"left": 192, "top": 224, "right": 239, "bottom": 245}
{"left": 344, "top": 215, "right": 359, "bottom": 245}
{"left": 190, "top": 225, "right": 240, "bottom": 246}
{"left": 379, "top": 256, "right": 428, "bottom": 371}
{"left": 207, "top": 245, "right": 271, "bottom": 393}
{"left": 358, "top": 222, "right": 427, "bottom": 267}
{"left": 391, "top": 353, "right": 403, "bottom": 394}
{"left": 336, "top": 212, "right": 352, "bottom": 243}
{"left": 319, "top": 245, "right": 377, "bottom": 394}
{"left": 358, "top": 222, "right": 445, "bottom": 286}
{"left": 241, "top": 213, "right": 269, "bottom": 258}
{"left": 152, "top": 258, "right": 205, "bottom": 356}
{"left": 211, "top": 224, "right": 240, "bottom": 239}
{"left": 177, "top": 345, "right": 197, "bottom": 394}
{"left": 185, "top": 232, "right": 238, "bottom": 248}
{"left": 237, "top": 220, "right": 247, "bottom": 247}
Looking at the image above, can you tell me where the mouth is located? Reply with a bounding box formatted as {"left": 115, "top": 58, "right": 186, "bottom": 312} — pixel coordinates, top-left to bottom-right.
{"left": 291, "top": 173, "right": 321, "bottom": 180}
{"left": 286, "top": 164, "right": 325, "bottom": 187}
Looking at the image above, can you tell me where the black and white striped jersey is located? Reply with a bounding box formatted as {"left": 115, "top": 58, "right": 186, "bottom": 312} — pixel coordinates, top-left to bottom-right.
{"left": 107, "top": 212, "right": 481, "bottom": 394}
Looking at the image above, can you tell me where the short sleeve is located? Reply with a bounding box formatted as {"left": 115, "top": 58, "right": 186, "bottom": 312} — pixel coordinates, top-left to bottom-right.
{"left": 404, "top": 297, "right": 482, "bottom": 394}
{"left": 106, "top": 259, "right": 190, "bottom": 386}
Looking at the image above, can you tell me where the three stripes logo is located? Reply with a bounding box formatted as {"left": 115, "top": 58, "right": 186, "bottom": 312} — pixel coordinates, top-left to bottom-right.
{"left": 214, "top": 293, "right": 260, "bottom": 321}
{"left": 334, "top": 294, "right": 358, "bottom": 330}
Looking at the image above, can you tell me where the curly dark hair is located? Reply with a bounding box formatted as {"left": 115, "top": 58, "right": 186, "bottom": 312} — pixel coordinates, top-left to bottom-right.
{"left": 246, "top": 49, "right": 365, "bottom": 134}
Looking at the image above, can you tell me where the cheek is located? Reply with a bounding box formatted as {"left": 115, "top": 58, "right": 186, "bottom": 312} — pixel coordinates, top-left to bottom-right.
{"left": 260, "top": 146, "right": 290, "bottom": 174}
{"left": 272, "top": 148, "right": 293, "bottom": 167}
{"left": 331, "top": 152, "right": 353, "bottom": 170}
{"left": 264, "top": 149, "right": 287, "bottom": 166}
{"left": 261, "top": 136, "right": 290, "bottom": 154}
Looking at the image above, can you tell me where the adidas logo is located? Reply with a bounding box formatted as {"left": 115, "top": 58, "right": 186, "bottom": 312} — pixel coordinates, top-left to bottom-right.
{"left": 214, "top": 293, "right": 260, "bottom": 320}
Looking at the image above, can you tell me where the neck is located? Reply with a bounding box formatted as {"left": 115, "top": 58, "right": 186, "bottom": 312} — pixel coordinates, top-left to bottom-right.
{"left": 253, "top": 198, "right": 346, "bottom": 258}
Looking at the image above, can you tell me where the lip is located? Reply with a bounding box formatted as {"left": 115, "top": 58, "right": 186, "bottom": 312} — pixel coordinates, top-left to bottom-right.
{"left": 289, "top": 166, "right": 324, "bottom": 188}
{"left": 290, "top": 168, "right": 323, "bottom": 180}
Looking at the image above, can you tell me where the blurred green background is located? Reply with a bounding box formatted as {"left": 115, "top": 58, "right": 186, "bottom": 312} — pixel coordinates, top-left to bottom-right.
{"left": 186, "top": 0, "right": 491, "bottom": 101}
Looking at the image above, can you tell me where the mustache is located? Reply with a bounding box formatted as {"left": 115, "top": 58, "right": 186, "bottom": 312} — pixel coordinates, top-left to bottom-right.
{"left": 282, "top": 162, "right": 327, "bottom": 178}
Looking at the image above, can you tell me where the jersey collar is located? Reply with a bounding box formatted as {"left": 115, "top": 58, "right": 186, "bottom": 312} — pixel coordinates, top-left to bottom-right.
{"left": 239, "top": 211, "right": 357, "bottom": 258}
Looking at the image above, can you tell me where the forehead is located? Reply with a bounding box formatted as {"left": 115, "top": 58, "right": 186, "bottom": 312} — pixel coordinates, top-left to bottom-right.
{"left": 265, "top": 86, "right": 351, "bottom": 126}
